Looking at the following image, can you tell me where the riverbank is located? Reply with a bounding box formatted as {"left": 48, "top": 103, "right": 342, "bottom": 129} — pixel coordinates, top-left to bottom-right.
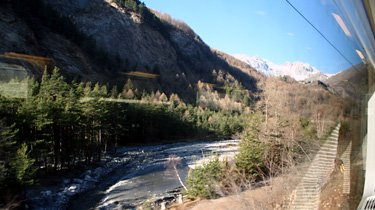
{"left": 25, "top": 152, "right": 133, "bottom": 209}
{"left": 70, "top": 140, "right": 239, "bottom": 210}
{"left": 24, "top": 139, "right": 239, "bottom": 210}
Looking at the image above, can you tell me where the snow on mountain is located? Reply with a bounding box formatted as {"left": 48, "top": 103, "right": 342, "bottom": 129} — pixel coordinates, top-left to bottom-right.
{"left": 234, "top": 54, "right": 328, "bottom": 81}
{"left": 325, "top": 73, "right": 338, "bottom": 78}
{"left": 234, "top": 55, "right": 274, "bottom": 76}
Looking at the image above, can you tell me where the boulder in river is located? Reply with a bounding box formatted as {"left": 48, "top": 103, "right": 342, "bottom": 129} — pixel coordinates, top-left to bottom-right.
{"left": 84, "top": 174, "right": 97, "bottom": 182}
{"left": 66, "top": 184, "right": 81, "bottom": 196}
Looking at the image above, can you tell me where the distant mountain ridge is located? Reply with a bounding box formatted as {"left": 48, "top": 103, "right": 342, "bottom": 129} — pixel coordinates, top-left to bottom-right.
{"left": 234, "top": 54, "right": 329, "bottom": 81}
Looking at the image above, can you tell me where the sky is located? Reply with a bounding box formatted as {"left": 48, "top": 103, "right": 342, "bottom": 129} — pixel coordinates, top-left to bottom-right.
{"left": 142, "top": 0, "right": 363, "bottom": 74}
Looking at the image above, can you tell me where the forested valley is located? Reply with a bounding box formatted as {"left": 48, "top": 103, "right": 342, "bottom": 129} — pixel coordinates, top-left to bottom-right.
{"left": 0, "top": 68, "right": 247, "bottom": 204}
{"left": 0, "top": 0, "right": 358, "bottom": 208}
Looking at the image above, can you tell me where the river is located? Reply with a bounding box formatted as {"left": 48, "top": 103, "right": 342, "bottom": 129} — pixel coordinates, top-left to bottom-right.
{"left": 68, "top": 139, "right": 239, "bottom": 210}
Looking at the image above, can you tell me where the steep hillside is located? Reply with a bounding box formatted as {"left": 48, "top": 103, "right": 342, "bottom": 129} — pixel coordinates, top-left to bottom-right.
{"left": 324, "top": 63, "right": 368, "bottom": 101}
{"left": 0, "top": 0, "right": 259, "bottom": 102}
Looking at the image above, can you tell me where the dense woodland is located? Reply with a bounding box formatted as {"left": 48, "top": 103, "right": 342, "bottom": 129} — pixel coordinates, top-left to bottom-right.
{"left": 0, "top": 68, "right": 247, "bottom": 203}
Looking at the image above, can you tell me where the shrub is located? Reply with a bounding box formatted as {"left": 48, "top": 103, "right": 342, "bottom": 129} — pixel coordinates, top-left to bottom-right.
{"left": 217, "top": 162, "right": 251, "bottom": 196}
{"left": 235, "top": 114, "right": 266, "bottom": 179}
{"left": 340, "top": 120, "right": 350, "bottom": 136}
{"left": 186, "top": 157, "right": 224, "bottom": 199}
{"left": 300, "top": 117, "right": 317, "bottom": 140}
{"left": 235, "top": 136, "right": 265, "bottom": 178}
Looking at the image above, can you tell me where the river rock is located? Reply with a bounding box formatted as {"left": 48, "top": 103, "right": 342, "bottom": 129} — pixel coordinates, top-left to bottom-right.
{"left": 40, "top": 190, "right": 52, "bottom": 197}
{"left": 57, "top": 192, "right": 68, "bottom": 202}
{"left": 84, "top": 174, "right": 97, "bottom": 182}
{"left": 94, "top": 167, "right": 103, "bottom": 175}
{"left": 177, "top": 194, "right": 182, "bottom": 204}
{"left": 73, "top": 178, "right": 84, "bottom": 184}
{"left": 66, "top": 184, "right": 81, "bottom": 196}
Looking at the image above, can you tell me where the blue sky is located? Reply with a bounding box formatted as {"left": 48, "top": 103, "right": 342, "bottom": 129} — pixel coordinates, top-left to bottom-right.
{"left": 143, "top": 0, "right": 362, "bottom": 74}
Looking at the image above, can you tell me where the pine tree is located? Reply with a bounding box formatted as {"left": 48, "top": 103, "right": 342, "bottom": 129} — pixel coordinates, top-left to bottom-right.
{"left": 31, "top": 68, "right": 70, "bottom": 169}
{"left": 9, "top": 144, "right": 35, "bottom": 185}
{"left": 92, "top": 83, "right": 101, "bottom": 98}
{"left": 83, "top": 82, "right": 92, "bottom": 97}
{"left": 235, "top": 113, "right": 265, "bottom": 178}
{"left": 123, "top": 79, "right": 134, "bottom": 93}
{"left": 99, "top": 84, "right": 108, "bottom": 97}
{"left": 0, "top": 121, "right": 17, "bottom": 188}
{"left": 110, "top": 86, "right": 119, "bottom": 98}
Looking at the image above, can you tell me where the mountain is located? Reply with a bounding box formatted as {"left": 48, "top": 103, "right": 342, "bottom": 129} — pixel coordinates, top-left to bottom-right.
{"left": 0, "top": 0, "right": 349, "bottom": 115}
{"left": 324, "top": 63, "right": 367, "bottom": 101}
{"left": 0, "top": 0, "right": 260, "bottom": 102}
{"left": 234, "top": 54, "right": 328, "bottom": 82}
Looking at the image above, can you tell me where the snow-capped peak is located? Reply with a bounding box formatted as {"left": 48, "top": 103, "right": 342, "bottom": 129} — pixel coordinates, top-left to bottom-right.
{"left": 234, "top": 54, "right": 274, "bottom": 76}
{"left": 234, "top": 54, "right": 328, "bottom": 81}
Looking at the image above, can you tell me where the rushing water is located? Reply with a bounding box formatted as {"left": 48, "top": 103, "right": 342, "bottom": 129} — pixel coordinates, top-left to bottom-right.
{"left": 68, "top": 140, "right": 239, "bottom": 210}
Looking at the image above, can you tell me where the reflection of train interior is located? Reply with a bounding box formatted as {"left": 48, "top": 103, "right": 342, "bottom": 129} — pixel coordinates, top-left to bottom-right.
{"left": 0, "top": 52, "right": 53, "bottom": 98}
{"left": 0, "top": 52, "right": 53, "bottom": 82}
{"left": 334, "top": 1, "right": 375, "bottom": 209}
{"left": 261, "top": 0, "right": 375, "bottom": 209}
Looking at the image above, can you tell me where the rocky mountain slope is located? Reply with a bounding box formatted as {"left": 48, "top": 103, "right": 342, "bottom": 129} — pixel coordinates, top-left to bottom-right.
{"left": 234, "top": 54, "right": 329, "bottom": 82}
{"left": 0, "top": 0, "right": 261, "bottom": 102}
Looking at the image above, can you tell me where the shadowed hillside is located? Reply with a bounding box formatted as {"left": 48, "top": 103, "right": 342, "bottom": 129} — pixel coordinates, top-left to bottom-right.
{"left": 324, "top": 63, "right": 368, "bottom": 101}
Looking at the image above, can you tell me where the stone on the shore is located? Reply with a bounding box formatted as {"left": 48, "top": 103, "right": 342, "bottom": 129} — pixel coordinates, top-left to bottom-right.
{"left": 66, "top": 184, "right": 81, "bottom": 196}
{"left": 41, "top": 190, "right": 52, "bottom": 197}
{"left": 84, "top": 174, "right": 97, "bottom": 182}
{"left": 73, "top": 178, "right": 84, "bottom": 184}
